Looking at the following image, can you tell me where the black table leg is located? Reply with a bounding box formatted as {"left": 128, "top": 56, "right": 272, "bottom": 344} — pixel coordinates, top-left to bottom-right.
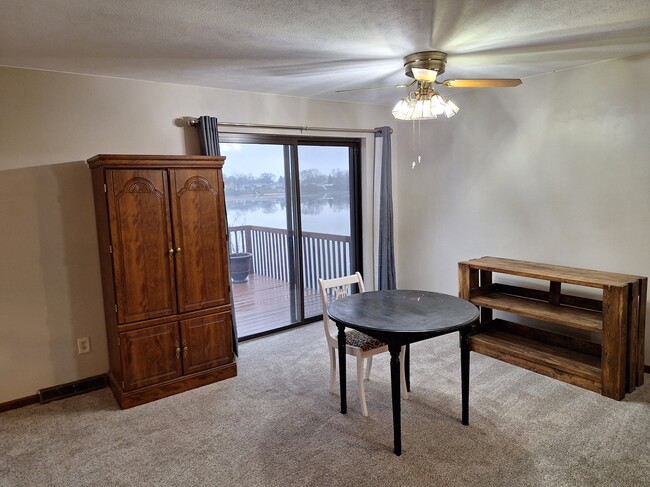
{"left": 337, "top": 324, "right": 347, "bottom": 414}
{"left": 389, "top": 342, "right": 402, "bottom": 455}
{"left": 460, "top": 329, "right": 470, "bottom": 425}
{"left": 405, "top": 344, "right": 411, "bottom": 392}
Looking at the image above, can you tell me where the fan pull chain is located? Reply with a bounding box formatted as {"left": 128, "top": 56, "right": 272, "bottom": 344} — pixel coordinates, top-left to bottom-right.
{"left": 411, "top": 121, "right": 422, "bottom": 169}
{"left": 412, "top": 121, "right": 416, "bottom": 169}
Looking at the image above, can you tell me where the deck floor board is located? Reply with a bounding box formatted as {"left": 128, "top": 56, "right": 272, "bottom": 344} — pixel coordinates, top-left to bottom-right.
{"left": 232, "top": 273, "right": 322, "bottom": 337}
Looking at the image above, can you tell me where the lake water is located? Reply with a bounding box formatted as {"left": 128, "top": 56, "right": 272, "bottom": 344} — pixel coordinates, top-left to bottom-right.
{"left": 226, "top": 194, "right": 351, "bottom": 236}
{"left": 221, "top": 142, "right": 352, "bottom": 237}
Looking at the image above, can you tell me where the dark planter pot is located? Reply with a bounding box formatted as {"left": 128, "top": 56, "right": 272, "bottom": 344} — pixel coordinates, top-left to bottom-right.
{"left": 229, "top": 252, "right": 253, "bottom": 283}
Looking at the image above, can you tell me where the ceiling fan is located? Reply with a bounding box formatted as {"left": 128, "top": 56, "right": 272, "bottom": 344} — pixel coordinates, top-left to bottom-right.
{"left": 402, "top": 51, "right": 522, "bottom": 88}
{"left": 339, "top": 51, "right": 522, "bottom": 120}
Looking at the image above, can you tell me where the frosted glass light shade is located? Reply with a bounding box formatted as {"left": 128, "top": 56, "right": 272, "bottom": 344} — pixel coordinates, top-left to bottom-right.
{"left": 392, "top": 90, "right": 459, "bottom": 120}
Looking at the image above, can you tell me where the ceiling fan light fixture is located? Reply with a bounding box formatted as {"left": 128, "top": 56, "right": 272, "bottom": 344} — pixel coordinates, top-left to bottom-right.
{"left": 411, "top": 67, "right": 439, "bottom": 82}
{"left": 391, "top": 98, "right": 413, "bottom": 120}
{"left": 444, "top": 99, "right": 460, "bottom": 118}
{"left": 392, "top": 88, "right": 459, "bottom": 121}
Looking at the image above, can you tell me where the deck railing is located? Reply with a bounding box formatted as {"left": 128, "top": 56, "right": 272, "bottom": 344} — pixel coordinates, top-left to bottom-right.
{"left": 229, "top": 225, "right": 351, "bottom": 289}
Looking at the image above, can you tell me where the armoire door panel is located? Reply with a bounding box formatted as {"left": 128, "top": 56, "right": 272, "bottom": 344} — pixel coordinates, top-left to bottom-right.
{"left": 107, "top": 169, "right": 177, "bottom": 323}
{"left": 170, "top": 169, "right": 230, "bottom": 312}
{"left": 181, "top": 312, "right": 234, "bottom": 375}
{"left": 120, "top": 322, "right": 182, "bottom": 391}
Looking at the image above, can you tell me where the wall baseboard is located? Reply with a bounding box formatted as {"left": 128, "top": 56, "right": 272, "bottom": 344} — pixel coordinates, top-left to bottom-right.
{"left": 0, "top": 394, "right": 39, "bottom": 413}
{"left": 0, "top": 373, "right": 108, "bottom": 413}
{"left": 38, "top": 374, "right": 107, "bottom": 404}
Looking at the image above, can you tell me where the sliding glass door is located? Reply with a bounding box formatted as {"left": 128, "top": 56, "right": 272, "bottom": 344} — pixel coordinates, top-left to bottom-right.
{"left": 297, "top": 144, "right": 355, "bottom": 319}
{"left": 220, "top": 135, "right": 361, "bottom": 339}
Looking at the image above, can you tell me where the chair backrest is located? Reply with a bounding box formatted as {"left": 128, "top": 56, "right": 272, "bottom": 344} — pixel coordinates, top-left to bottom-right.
{"left": 318, "top": 272, "right": 365, "bottom": 346}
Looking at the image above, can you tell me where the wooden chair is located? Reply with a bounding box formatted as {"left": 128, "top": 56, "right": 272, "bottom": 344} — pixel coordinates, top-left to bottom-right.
{"left": 318, "top": 272, "right": 408, "bottom": 417}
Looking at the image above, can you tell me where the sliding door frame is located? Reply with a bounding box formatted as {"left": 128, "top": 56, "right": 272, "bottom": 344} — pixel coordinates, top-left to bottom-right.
{"left": 219, "top": 133, "right": 363, "bottom": 341}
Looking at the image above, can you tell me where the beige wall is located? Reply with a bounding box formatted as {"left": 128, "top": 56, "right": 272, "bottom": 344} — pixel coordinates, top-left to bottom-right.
{"left": 2, "top": 52, "right": 648, "bottom": 404}
{"left": 0, "top": 67, "right": 392, "bottom": 403}
{"left": 393, "top": 53, "right": 650, "bottom": 363}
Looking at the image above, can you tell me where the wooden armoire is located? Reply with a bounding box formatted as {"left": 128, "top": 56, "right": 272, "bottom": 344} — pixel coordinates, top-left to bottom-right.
{"left": 88, "top": 154, "right": 237, "bottom": 408}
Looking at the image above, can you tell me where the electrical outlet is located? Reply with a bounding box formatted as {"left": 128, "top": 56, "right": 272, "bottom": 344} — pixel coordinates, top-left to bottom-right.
{"left": 77, "top": 337, "right": 91, "bottom": 354}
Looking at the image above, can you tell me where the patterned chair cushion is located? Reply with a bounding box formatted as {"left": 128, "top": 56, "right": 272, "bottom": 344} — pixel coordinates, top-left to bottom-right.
{"left": 345, "top": 329, "right": 385, "bottom": 351}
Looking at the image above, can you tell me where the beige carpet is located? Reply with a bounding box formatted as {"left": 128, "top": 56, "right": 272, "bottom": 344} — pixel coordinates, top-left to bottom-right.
{"left": 1, "top": 322, "right": 649, "bottom": 486}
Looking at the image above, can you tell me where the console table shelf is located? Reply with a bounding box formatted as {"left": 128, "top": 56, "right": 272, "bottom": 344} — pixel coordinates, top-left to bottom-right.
{"left": 470, "top": 293, "right": 603, "bottom": 332}
{"left": 471, "top": 319, "right": 602, "bottom": 392}
{"left": 459, "top": 257, "right": 646, "bottom": 400}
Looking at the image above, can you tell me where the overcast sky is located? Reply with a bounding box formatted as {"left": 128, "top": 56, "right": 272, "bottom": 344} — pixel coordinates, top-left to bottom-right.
{"left": 220, "top": 143, "right": 349, "bottom": 179}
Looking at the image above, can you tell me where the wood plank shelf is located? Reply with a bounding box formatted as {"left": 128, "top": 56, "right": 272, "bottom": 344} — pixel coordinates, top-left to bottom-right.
{"left": 471, "top": 293, "right": 603, "bottom": 332}
{"left": 459, "top": 257, "right": 647, "bottom": 400}
{"left": 471, "top": 320, "right": 602, "bottom": 392}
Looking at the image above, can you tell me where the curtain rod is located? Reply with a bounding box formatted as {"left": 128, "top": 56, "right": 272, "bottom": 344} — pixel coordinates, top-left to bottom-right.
{"left": 187, "top": 118, "right": 382, "bottom": 134}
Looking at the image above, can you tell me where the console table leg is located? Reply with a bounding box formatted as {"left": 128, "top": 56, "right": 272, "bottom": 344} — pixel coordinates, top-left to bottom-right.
{"left": 389, "top": 343, "right": 402, "bottom": 455}
{"left": 337, "top": 324, "right": 347, "bottom": 414}
{"left": 460, "top": 329, "right": 471, "bottom": 425}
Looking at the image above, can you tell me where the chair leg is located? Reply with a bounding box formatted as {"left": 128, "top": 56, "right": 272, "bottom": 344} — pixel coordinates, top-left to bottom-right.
{"left": 329, "top": 347, "right": 337, "bottom": 394}
{"left": 400, "top": 346, "right": 409, "bottom": 400}
{"left": 357, "top": 356, "right": 369, "bottom": 417}
{"left": 365, "top": 356, "right": 373, "bottom": 381}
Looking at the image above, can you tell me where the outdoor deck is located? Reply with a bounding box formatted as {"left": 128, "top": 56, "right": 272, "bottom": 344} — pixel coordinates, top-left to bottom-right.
{"left": 232, "top": 273, "right": 322, "bottom": 338}
{"left": 227, "top": 224, "right": 351, "bottom": 338}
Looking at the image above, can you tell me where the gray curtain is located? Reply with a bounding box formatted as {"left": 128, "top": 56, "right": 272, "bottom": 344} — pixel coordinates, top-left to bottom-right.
{"left": 196, "top": 115, "right": 238, "bottom": 355}
{"left": 197, "top": 115, "right": 221, "bottom": 156}
{"left": 374, "top": 126, "right": 396, "bottom": 290}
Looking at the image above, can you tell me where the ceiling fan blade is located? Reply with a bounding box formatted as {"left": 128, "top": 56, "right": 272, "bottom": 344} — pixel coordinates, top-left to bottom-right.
{"left": 441, "top": 78, "right": 522, "bottom": 88}
{"left": 336, "top": 80, "right": 416, "bottom": 93}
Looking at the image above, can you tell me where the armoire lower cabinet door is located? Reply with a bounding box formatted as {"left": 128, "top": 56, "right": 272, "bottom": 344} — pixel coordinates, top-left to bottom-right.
{"left": 120, "top": 322, "right": 183, "bottom": 391}
{"left": 180, "top": 312, "right": 234, "bottom": 375}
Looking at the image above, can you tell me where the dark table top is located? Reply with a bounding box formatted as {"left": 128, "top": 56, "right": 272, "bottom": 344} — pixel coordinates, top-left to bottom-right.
{"left": 327, "top": 290, "right": 479, "bottom": 345}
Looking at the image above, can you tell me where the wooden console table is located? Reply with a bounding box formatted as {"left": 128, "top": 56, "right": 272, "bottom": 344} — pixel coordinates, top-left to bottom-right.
{"left": 458, "top": 257, "right": 646, "bottom": 400}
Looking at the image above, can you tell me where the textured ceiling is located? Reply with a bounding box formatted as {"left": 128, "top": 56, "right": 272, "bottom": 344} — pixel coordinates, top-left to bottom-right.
{"left": 1, "top": 0, "right": 649, "bottom": 106}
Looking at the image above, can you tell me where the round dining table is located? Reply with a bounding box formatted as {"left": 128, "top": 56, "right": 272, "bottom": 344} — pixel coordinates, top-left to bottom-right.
{"left": 327, "top": 289, "right": 479, "bottom": 455}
